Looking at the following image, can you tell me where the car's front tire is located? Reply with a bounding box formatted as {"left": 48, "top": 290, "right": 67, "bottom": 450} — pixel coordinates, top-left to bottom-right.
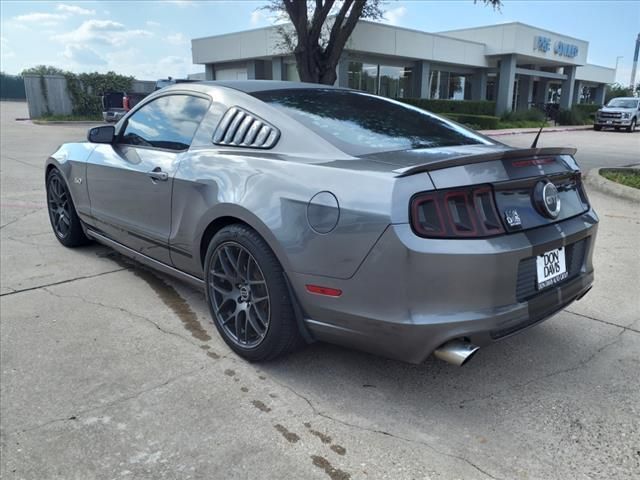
{"left": 46, "top": 169, "right": 90, "bottom": 247}
{"left": 627, "top": 118, "right": 636, "bottom": 133}
{"left": 593, "top": 124, "right": 602, "bottom": 131}
{"left": 204, "top": 224, "right": 303, "bottom": 361}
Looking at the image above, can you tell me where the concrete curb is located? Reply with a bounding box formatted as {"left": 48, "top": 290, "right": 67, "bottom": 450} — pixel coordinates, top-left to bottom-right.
{"left": 481, "top": 125, "right": 593, "bottom": 136}
{"left": 584, "top": 167, "right": 640, "bottom": 203}
{"left": 31, "top": 120, "right": 102, "bottom": 126}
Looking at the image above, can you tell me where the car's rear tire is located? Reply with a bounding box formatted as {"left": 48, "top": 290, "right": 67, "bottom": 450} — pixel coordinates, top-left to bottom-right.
{"left": 204, "top": 224, "right": 303, "bottom": 362}
{"left": 627, "top": 118, "right": 636, "bottom": 133}
{"left": 593, "top": 125, "right": 602, "bottom": 131}
{"left": 46, "top": 169, "right": 90, "bottom": 247}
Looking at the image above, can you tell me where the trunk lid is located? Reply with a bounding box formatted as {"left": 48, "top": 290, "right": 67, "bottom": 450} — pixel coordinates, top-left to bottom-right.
{"left": 378, "top": 146, "right": 590, "bottom": 233}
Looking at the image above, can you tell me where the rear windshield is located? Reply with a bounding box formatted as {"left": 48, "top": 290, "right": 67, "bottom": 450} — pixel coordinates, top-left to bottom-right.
{"left": 252, "top": 89, "right": 493, "bottom": 156}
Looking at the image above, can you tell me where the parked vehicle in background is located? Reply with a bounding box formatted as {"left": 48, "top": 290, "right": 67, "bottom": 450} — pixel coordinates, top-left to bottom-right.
{"left": 155, "top": 77, "right": 199, "bottom": 90}
{"left": 101, "top": 91, "right": 126, "bottom": 123}
{"left": 102, "top": 91, "right": 149, "bottom": 122}
{"left": 594, "top": 97, "right": 639, "bottom": 132}
{"left": 45, "top": 81, "right": 598, "bottom": 366}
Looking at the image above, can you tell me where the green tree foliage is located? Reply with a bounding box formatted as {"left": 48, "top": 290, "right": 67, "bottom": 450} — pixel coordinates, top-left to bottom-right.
{"left": 605, "top": 83, "right": 635, "bottom": 103}
{"left": 21, "top": 65, "right": 134, "bottom": 116}
{"left": 265, "top": 0, "right": 502, "bottom": 85}
{"left": 65, "top": 71, "right": 134, "bottom": 115}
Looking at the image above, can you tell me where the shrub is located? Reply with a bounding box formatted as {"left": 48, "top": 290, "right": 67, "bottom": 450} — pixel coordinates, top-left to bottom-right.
{"left": 557, "top": 108, "right": 591, "bottom": 125}
{"left": 500, "top": 108, "right": 546, "bottom": 123}
{"left": 574, "top": 103, "right": 601, "bottom": 119}
{"left": 399, "top": 98, "right": 496, "bottom": 116}
{"left": 442, "top": 113, "right": 500, "bottom": 130}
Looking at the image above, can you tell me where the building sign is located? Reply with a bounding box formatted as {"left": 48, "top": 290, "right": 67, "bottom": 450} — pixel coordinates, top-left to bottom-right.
{"left": 534, "top": 36, "right": 579, "bottom": 58}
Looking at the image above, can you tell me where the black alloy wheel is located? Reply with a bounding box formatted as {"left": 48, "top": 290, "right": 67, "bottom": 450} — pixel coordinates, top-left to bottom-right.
{"left": 204, "top": 224, "right": 303, "bottom": 361}
{"left": 209, "top": 242, "right": 271, "bottom": 348}
{"left": 46, "top": 169, "right": 89, "bottom": 247}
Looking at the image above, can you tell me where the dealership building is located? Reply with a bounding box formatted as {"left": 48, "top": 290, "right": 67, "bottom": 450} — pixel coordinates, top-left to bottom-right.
{"left": 191, "top": 21, "right": 616, "bottom": 115}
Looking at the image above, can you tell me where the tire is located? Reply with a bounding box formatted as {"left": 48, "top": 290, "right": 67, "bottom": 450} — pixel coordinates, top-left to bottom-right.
{"left": 593, "top": 125, "right": 602, "bottom": 131}
{"left": 204, "top": 224, "right": 303, "bottom": 361}
{"left": 46, "top": 169, "right": 90, "bottom": 247}
{"left": 614, "top": 126, "right": 620, "bottom": 131}
{"left": 627, "top": 118, "right": 636, "bottom": 133}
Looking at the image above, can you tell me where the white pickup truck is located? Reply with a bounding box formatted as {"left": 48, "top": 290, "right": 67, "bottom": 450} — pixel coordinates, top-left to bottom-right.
{"left": 594, "top": 97, "right": 639, "bottom": 132}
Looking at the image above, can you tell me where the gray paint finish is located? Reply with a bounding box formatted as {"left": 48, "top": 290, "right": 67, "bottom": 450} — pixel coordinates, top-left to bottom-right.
{"left": 45, "top": 81, "right": 598, "bottom": 364}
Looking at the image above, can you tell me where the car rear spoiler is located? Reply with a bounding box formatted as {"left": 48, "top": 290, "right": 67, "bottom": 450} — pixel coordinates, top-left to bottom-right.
{"left": 393, "top": 147, "right": 578, "bottom": 177}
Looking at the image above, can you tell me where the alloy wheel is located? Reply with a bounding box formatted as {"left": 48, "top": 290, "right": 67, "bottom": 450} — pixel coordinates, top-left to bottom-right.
{"left": 208, "top": 242, "right": 271, "bottom": 348}
{"left": 47, "top": 175, "right": 72, "bottom": 239}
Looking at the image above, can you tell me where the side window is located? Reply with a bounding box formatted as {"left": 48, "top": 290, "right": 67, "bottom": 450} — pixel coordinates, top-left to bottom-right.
{"left": 120, "top": 94, "right": 210, "bottom": 151}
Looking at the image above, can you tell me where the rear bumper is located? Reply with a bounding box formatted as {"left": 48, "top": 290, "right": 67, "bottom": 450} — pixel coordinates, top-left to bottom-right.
{"left": 291, "top": 210, "right": 598, "bottom": 364}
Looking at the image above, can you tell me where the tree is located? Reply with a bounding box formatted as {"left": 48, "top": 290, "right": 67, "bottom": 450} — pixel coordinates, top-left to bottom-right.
{"left": 605, "top": 83, "right": 634, "bottom": 103}
{"left": 263, "top": 0, "right": 502, "bottom": 85}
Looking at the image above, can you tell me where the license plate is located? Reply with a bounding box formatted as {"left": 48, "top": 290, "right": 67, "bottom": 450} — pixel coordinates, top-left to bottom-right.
{"left": 536, "top": 247, "right": 568, "bottom": 290}
{"left": 606, "top": 120, "right": 612, "bottom": 124}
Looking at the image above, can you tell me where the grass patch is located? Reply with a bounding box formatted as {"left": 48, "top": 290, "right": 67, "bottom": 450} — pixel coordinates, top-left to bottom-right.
{"left": 601, "top": 169, "right": 640, "bottom": 189}
{"left": 37, "top": 113, "right": 102, "bottom": 122}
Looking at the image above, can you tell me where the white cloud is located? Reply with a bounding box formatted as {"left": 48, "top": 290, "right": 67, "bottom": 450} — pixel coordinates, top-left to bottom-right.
{"left": 13, "top": 12, "right": 67, "bottom": 25}
{"left": 57, "top": 4, "right": 95, "bottom": 15}
{"left": 1, "top": 36, "right": 15, "bottom": 59}
{"left": 63, "top": 44, "right": 106, "bottom": 65}
{"left": 164, "top": 0, "right": 196, "bottom": 7}
{"left": 146, "top": 20, "right": 161, "bottom": 27}
{"left": 53, "top": 20, "right": 152, "bottom": 47}
{"left": 250, "top": 10, "right": 265, "bottom": 26}
{"left": 383, "top": 6, "right": 407, "bottom": 26}
{"left": 167, "top": 32, "right": 188, "bottom": 46}
{"left": 105, "top": 48, "right": 195, "bottom": 80}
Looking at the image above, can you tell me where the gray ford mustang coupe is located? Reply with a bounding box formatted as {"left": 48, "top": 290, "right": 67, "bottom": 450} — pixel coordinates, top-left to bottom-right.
{"left": 45, "top": 81, "right": 598, "bottom": 366}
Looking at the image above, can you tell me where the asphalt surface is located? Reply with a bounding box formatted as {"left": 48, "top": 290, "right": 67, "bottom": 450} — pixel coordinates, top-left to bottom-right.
{"left": 1, "top": 100, "right": 639, "bottom": 480}
{"left": 495, "top": 126, "right": 640, "bottom": 172}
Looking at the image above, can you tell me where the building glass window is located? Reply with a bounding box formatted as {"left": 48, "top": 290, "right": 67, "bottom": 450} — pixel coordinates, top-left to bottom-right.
{"left": 348, "top": 62, "right": 378, "bottom": 95}
{"left": 378, "top": 66, "right": 413, "bottom": 98}
{"left": 348, "top": 62, "right": 413, "bottom": 98}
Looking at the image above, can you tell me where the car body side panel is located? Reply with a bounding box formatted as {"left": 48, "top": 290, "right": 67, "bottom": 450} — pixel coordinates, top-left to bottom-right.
{"left": 85, "top": 144, "right": 182, "bottom": 264}
{"left": 46, "top": 143, "right": 97, "bottom": 222}
{"left": 169, "top": 149, "right": 398, "bottom": 279}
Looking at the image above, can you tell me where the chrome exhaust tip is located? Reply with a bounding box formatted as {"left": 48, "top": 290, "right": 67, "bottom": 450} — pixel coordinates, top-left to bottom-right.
{"left": 434, "top": 340, "right": 480, "bottom": 367}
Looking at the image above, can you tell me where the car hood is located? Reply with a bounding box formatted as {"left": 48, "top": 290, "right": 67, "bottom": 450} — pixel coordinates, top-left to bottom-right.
{"left": 599, "top": 106, "right": 635, "bottom": 113}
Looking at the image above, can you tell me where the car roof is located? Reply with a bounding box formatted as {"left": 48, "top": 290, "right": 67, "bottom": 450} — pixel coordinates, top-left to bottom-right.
{"left": 610, "top": 97, "right": 638, "bottom": 100}
{"left": 160, "top": 80, "right": 344, "bottom": 95}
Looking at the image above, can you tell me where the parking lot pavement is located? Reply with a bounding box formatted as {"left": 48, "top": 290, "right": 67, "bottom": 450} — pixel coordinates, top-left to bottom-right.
{"left": 1, "top": 100, "right": 639, "bottom": 480}
{"left": 495, "top": 127, "right": 640, "bottom": 173}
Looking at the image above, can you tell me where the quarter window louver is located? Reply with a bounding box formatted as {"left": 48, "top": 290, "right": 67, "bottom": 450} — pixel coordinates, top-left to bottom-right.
{"left": 213, "top": 107, "right": 279, "bottom": 148}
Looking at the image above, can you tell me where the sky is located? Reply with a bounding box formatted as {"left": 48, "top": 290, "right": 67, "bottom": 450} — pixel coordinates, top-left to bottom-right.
{"left": 1, "top": 0, "right": 639, "bottom": 84}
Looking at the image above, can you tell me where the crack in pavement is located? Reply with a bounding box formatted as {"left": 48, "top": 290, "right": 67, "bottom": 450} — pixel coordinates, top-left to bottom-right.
{"left": 4, "top": 367, "right": 204, "bottom": 437}
{"left": 0, "top": 268, "right": 127, "bottom": 297}
{"left": 459, "top": 328, "right": 628, "bottom": 407}
{"left": 268, "top": 377, "right": 502, "bottom": 480}
{"left": 566, "top": 309, "right": 640, "bottom": 334}
{"left": 41, "top": 287, "right": 201, "bottom": 349}
{"left": 1, "top": 154, "right": 43, "bottom": 170}
{"left": 0, "top": 208, "right": 42, "bottom": 230}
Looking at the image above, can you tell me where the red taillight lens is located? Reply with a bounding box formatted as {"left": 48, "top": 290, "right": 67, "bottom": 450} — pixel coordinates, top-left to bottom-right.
{"left": 411, "top": 185, "right": 504, "bottom": 238}
{"left": 123, "top": 96, "right": 131, "bottom": 111}
{"left": 305, "top": 285, "right": 342, "bottom": 297}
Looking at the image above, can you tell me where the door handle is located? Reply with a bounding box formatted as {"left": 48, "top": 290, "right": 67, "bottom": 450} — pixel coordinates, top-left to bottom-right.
{"left": 148, "top": 167, "right": 168, "bottom": 182}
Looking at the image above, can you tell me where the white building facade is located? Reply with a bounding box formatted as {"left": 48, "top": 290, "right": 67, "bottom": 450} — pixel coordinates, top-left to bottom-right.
{"left": 191, "top": 21, "right": 616, "bottom": 115}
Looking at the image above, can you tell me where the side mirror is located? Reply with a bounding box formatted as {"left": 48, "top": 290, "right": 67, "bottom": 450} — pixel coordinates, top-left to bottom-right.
{"left": 88, "top": 125, "right": 115, "bottom": 144}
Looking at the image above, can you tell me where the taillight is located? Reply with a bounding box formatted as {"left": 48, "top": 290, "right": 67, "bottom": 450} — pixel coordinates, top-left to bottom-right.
{"left": 123, "top": 96, "right": 130, "bottom": 111}
{"left": 411, "top": 185, "right": 504, "bottom": 238}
